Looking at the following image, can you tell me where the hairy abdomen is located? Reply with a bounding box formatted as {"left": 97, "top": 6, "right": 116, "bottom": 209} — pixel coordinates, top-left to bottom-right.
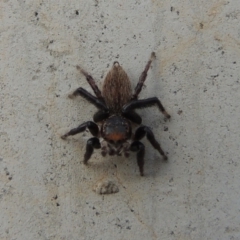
{"left": 102, "top": 63, "right": 132, "bottom": 113}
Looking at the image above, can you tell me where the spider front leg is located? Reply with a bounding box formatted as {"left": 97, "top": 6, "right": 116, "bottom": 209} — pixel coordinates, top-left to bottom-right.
{"left": 84, "top": 137, "right": 101, "bottom": 164}
{"left": 130, "top": 141, "right": 145, "bottom": 176}
{"left": 61, "top": 121, "right": 99, "bottom": 139}
{"left": 134, "top": 126, "right": 168, "bottom": 160}
{"left": 61, "top": 122, "right": 101, "bottom": 164}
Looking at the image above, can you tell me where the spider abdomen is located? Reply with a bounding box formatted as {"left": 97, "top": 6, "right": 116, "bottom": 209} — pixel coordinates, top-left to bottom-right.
{"left": 102, "top": 62, "right": 132, "bottom": 113}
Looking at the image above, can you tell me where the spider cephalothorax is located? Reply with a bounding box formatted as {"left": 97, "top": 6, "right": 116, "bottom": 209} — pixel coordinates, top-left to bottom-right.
{"left": 61, "top": 52, "right": 171, "bottom": 176}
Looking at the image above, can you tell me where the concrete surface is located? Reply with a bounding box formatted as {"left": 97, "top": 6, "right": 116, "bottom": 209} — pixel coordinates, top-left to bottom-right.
{"left": 1, "top": 0, "right": 240, "bottom": 239}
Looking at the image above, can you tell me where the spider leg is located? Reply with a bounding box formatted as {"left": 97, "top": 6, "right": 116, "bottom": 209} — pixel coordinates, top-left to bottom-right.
{"left": 61, "top": 121, "right": 99, "bottom": 139}
{"left": 132, "top": 52, "right": 156, "bottom": 100}
{"left": 76, "top": 65, "right": 103, "bottom": 100}
{"left": 69, "top": 87, "right": 109, "bottom": 112}
{"left": 130, "top": 141, "right": 145, "bottom": 176}
{"left": 123, "top": 97, "right": 171, "bottom": 119}
{"left": 93, "top": 110, "right": 110, "bottom": 122}
{"left": 84, "top": 137, "right": 101, "bottom": 164}
{"left": 134, "top": 126, "right": 168, "bottom": 160}
{"left": 122, "top": 111, "right": 142, "bottom": 124}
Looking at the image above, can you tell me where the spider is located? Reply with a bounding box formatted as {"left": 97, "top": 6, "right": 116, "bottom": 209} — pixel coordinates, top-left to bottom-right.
{"left": 61, "top": 52, "right": 171, "bottom": 176}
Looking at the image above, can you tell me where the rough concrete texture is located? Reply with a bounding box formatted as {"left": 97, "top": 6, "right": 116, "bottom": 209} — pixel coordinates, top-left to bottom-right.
{"left": 1, "top": 0, "right": 240, "bottom": 239}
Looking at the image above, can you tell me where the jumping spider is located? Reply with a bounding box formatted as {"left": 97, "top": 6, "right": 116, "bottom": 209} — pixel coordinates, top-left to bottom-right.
{"left": 61, "top": 52, "right": 170, "bottom": 176}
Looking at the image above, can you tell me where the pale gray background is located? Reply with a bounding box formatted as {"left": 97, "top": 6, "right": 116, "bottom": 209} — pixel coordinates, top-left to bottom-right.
{"left": 1, "top": 0, "right": 240, "bottom": 239}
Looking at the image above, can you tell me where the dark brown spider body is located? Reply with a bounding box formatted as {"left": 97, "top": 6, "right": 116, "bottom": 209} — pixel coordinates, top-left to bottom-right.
{"left": 61, "top": 52, "right": 171, "bottom": 176}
